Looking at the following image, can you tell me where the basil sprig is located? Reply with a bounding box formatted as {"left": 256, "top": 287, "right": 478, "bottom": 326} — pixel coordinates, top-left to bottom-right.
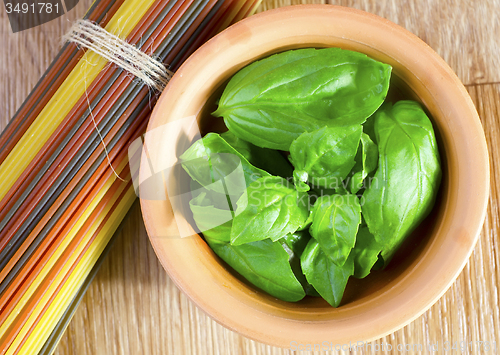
{"left": 179, "top": 48, "right": 441, "bottom": 308}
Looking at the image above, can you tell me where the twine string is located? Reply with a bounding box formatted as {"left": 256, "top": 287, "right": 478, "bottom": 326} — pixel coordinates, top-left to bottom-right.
{"left": 65, "top": 19, "right": 173, "bottom": 91}
{"left": 64, "top": 19, "right": 173, "bottom": 181}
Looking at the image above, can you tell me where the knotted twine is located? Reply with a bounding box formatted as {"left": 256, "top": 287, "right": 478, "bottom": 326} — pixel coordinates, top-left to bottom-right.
{"left": 63, "top": 19, "right": 174, "bottom": 180}
{"left": 64, "top": 19, "right": 173, "bottom": 91}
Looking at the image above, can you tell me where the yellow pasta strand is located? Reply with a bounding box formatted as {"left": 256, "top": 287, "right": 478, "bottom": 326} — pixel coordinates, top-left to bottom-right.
{"left": 11, "top": 186, "right": 137, "bottom": 355}
{"left": 0, "top": 158, "right": 128, "bottom": 342}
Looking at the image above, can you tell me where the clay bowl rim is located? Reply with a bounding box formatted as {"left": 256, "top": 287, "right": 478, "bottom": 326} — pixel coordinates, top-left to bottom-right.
{"left": 140, "top": 4, "right": 489, "bottom": 348}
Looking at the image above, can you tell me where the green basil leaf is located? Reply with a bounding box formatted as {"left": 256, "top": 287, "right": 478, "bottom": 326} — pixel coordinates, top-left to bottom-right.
{"left": 372, "top": 255, "right": 385, "bottom": 271}
{"left": 289, "top": 125, "right": 362, "bottom": 191}
{"left": 230, "top": 176, "right": 309, "bottom": 245}
{"left": 348, "top": 133, "right": 378, "bottom": 194}
{"left": 350, "top": 227, "right": 383, "bottom": 279}
{"left": 282, "top": 230, "right": 310, "bottom": 256}
{"left": 309, "top": 194, "right": 361, "bottom": 267}
{"left": 190, "top": 180, "right": 234, "bottom": 211}
{"left": 214, "top": 48, "right": 392, "bottom": 150}
{"left": 180, "top": 133, "right": 269, "bottom": 198}
{"left": 280, "top": 231, "right": 319, "bottom": 297}
{"left": 191, "top": 190, "right": 305, "bottom": 301}
{"left": 304, "top": 284, "right": 321, "bottom": 297}
{"left": 220, "top": 131, "right": 293, "bottom": 178}
{"left": 189, "top": 191, "right": 233, "bottom": 244}
{"left": 208, "top": 238, "right": 306, "bottom": 302}
{"left": 297, "top": 209, "right": 314, "bottom": 232}
{"left": 362, "top": 101, "right": 442, "bottom": 263}
{"left": 362, "top": 113, "right": 377, "bottom": 143}
{"left": 334, "top": 185, "right": 350, "bottom": 195}
{"left": 301, "top": 238, "right": 354, "bottom": 307}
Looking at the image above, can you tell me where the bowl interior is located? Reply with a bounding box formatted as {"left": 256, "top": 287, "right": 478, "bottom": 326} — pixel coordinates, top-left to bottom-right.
{"left": 141, "top": 5, "right": 487, "bottom": 346}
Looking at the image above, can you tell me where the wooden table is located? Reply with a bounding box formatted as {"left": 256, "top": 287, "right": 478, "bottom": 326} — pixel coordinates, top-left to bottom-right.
{"left": 1, "top": 0, "right": 499, "bottom": 353}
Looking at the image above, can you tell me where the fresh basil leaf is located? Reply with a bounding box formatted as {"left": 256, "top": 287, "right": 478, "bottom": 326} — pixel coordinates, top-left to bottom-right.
{"left": 289, "top": 125, "right": 362, "bottom": 191}
{"left": 191, "top": 189, "right": 305, "bottom": 301}
{"left": 282, "top": 230, "right": 310, "bottom": 256}
{"left": 305, "top": 284, "right": 321, "bottom": 297}
{"left": 220, "top": 131, "right": 293, "bottom": 178}
{"left": 372, "top": 255, "right": 385, "bottom": 270}
{"left": 280, "top": 231, "right": 319, "bottom": 297}
{"left": 189, "top": 192, "right": 233, "bottom": 244}
{"left": 180, "top": 133, "right": 269, "bottom": 198}
{"left": 214, "top": 48, "right": 392, "bottom": 150}
{"left": 348, "top": 133, "right": 378, "bottom": 194}
{"left": 362, "top": 101, "right": 442, "bottom": 263}
{"left": 230, "top": 176, "right": 309, "bottom": 245}
{"left": 309, "top": 194, "right": 361, "bottom": 267}
{"left": 350, "top": 227, "right": 383, "bottom": 279}
{"left": 208, "top": 238, "right": 306, "bottom": 302}
{"left": 362, "top": 113, "right": 377, "bottom": 143}
{"left": 301, "top": 238, "right": 354, "bottom": 307}
{"left": 190, "top": 180, "right": 234, "bottom": 211}
{"left": 334, "top": 185, "right": 350, "bottom": 195}
{"left": 297, "top": 209, "right": 314, "bottom": 232}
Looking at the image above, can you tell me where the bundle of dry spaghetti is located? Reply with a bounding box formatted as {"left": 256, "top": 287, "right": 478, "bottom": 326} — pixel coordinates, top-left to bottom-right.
{"left": 0, "top": 0, "right": 261, "bottom": 353}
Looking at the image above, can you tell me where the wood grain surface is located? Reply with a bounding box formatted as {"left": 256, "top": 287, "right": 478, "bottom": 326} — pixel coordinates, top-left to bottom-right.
{"left": 1, "top": 0, "right": 499, "bottom": 354}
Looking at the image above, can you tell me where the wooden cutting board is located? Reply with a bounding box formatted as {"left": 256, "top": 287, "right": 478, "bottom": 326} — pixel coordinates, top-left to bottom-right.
{"left": 1, "top": 0, "right": 499, "bottom": 353}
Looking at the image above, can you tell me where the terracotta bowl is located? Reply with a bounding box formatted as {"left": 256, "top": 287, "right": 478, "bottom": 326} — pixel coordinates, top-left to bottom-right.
{"left": 140, "top": 5, "right": 489, "bottom": 348}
